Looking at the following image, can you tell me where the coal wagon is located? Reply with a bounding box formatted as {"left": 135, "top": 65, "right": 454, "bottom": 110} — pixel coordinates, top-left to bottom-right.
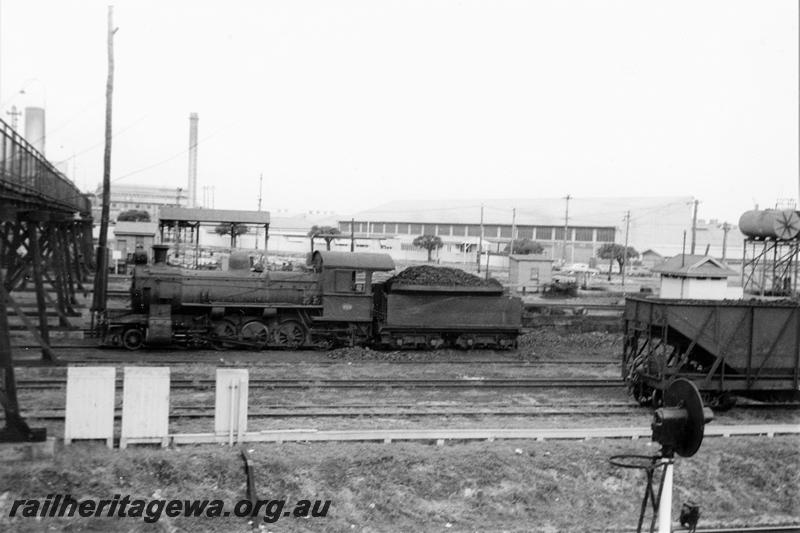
{"left": 622, "top": 296, "right": 800, "bottom": 407}
{"left": 373, "top": 282, "right": 522, "bottom": 349}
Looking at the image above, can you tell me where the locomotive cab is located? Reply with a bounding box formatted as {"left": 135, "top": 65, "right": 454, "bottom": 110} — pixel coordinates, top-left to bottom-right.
{"left": 309, "top": 251, "right": 395, "bottom": 322}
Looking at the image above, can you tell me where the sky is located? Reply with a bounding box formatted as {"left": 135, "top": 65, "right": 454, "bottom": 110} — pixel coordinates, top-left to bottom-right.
{"left": 0, "top": 0, "right": 797, "bottom": 223}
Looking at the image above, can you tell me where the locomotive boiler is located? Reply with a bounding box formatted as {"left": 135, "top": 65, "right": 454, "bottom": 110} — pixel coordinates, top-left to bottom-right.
{"left": 103, "top": 247, "right": 522, "bottom": 350}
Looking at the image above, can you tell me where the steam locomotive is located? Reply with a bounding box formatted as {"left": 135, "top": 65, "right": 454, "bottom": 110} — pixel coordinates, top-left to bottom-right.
{"left": 103, "top": 246, "right": 522, "bottom": 350}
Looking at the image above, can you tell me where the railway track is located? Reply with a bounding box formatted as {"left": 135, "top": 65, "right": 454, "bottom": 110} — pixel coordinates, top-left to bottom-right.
{"left": 16, "top": 376, "right": 624, "bottom": 390}
{"left": 14, "top": 353, "right": 619, "bottom": 366}
{"left": 22, "top": 399, "right": 798, "bottom": 419}
{"left": 24, "top": 403, "right": 643, "bottom": 421}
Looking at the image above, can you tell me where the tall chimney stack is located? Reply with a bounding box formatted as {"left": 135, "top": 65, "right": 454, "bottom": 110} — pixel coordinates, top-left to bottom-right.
{"left": 24, "top": 107, "right": 46, "bottom": 155}
{"left": 187, "top": 112, "right": 199, "bottom": 208}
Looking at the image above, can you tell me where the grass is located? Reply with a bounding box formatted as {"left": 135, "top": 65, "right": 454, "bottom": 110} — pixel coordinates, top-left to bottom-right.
{"left": 1, "top": 436, "right": 797, "bottom": 532}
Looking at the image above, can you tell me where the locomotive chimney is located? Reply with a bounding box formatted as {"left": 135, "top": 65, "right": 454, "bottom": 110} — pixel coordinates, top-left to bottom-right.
{"left": 187, "top": 112, "right": 199, "bottom": 208}
{"left": 152, "top": 244, "right": 170, "bottom": 265}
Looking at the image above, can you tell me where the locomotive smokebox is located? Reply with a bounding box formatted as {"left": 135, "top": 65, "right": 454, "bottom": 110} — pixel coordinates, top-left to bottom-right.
{"left": 152, "top": 244, "right": 170, "bottom": 265}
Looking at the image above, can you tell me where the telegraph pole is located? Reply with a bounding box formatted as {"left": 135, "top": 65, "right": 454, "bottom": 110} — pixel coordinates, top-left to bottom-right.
{"left": 621, "top": 210, "right": 630, "bottom": 292}
{"left": 255, "top": 173, "right": 263, "bottom": 250}
{"left": 562, "top": 194, "right": 571, "bottom": 264}
{"left": 508, "top": 207, "right": 516, "bottom": 257}
{"left": 477, "top": 204, "right": 484, "bottom": 273}
{"left": 721, "top": 221, "right": 730, "bottom": 261}
{"left": 690, "top": 199, "right": 699, "bottom": 254}
{"left": 6, "top": 105, "right": 21, "bottom": 130}
{"left": 92, "top": 6, "right": 117, "bottom": 322}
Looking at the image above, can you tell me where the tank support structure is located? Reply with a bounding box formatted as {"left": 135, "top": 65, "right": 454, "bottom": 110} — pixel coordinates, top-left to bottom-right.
{"left": 742, "top": 237, "right": 799, "bottom": 297}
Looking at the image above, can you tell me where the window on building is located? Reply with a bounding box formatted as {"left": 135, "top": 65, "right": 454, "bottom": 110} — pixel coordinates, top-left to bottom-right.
{"left": 397, "top": 223, "right": 409, "bottom": 234}
{"left": 529, "top": 268, "right": 540, "bottom": 281}
{"left": 436, "top": 225, "right": 451, "bottom": 236}
{"left": 451, "top": 224, "right": 467, "bottom": 237}
{"left": 596, "top": 228, "right": 615, "bottom": 242}
{"left": 554, "top": 227, "right": 566, "bottom": 240}
{"left": 467, "top": 225, "right": 481, "bottom": 237}
{"left": 409, "top": 223, "right": 422, "bottom": 235}
{"left": 484, "top": 225, "right": 499, "bottom": 238}
{"left": 499, "top": 226, "right": 511, "bottom": 238}
{"left": 574, "top": 228, "right": 593, "bottom": 241}
{"left": 536, "top": 227, "right": 554, "bottom": 240}
{"left": 517, "top": 227, "right": 534, "bottom": 239}
{"left": 340, "top": 222, "right": 351, "bottom": 233}
{"left": 421, "top": 224, "right": 434, "bottom": 235}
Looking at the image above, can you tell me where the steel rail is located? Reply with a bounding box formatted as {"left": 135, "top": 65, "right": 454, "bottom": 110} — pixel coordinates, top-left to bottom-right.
{"left": 15, "top": 376, "right": 624, "bottom": 390}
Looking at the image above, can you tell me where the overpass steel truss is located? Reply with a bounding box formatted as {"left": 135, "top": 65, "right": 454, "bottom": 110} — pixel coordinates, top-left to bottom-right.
{"left": 0, "top": 118, "right": 94, "bottom": 442}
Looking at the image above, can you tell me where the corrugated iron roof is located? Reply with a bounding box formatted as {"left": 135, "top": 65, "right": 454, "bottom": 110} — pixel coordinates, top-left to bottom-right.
{"left": 311, "top": 251, "right": 395, "bottom": 270}
{"left": 158, "top": 206, "right": 270, "bottom": 224}
{"left": 652, "top": 254, "right": 737, "bottom": 278}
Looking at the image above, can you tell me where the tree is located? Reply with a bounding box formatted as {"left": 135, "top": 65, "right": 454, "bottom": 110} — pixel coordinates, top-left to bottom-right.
{"left": 504, "top": 238, "right": 544, "bottom": 255}
{"left": 117, "top": 209, "right": 150, "bottom": 222}
{"left": 412, "top": 234, "right": 443, "bottom": 262}
{"left": 214, "top": 223, "right": 249, "bottom": 247}
{"left": 307, "top": 225, "right": 340, "bottom": 251}
{"left": 597, "top": 243, "right": 639, "bottom": 274}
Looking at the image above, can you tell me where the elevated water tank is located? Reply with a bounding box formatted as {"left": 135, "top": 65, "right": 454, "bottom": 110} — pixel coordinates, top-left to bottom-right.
{"left": 738, "top": 209, "right": 800, "bottom": 241}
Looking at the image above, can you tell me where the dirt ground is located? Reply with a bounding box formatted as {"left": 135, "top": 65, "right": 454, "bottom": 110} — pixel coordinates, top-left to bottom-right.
{"left": 0, "top": 436, "right": 797, "bottom": 532}
{"left": 4, "top": 333, "right": 799, "bottom": 531}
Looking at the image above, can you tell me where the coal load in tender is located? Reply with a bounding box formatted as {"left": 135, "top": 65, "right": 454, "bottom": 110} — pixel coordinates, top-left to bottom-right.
{"left": 385, "top": 265, "right": 502, "bottom": 288}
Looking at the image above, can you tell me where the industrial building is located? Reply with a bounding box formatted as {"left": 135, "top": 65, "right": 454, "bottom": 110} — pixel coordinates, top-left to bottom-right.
{"left": 337, "top": 196, "right": 706, "bottom": 264}
{"left": 90, "top": 184, "right": 188, "bottom": 223}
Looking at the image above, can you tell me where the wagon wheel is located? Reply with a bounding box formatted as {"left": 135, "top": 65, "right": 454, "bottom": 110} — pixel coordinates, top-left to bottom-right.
{"left": 122, "top": 328, "right": 144, "bottom": 351}
{"left": 210, "top": 319, "right": 237, "bottom": 350}
{"left": 629, "top": 379, "right": 657, "bottom": 407}
{"left": 240, "top": 320, "right": 269, "bottom": 350}
{"left": 276, "top": 321, "right": 306, "bottom": 348}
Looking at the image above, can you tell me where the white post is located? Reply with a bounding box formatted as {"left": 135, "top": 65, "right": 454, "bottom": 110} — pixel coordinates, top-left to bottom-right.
{"left": 658, "top": 459, "right": 674, "bottom": 533}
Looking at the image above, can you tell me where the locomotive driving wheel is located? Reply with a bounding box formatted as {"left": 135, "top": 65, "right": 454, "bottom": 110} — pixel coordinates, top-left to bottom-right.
{"left": 240, "top": 320, "right": 269, "bottom": 350}
{"left": 276, "top": 320, "right": 306, "bottom": 348}
{"left": 210, "top": 319, "right": 237, "bottom": 350}
{"left": 122, "top": 328, "right": 144, "bottom": 351}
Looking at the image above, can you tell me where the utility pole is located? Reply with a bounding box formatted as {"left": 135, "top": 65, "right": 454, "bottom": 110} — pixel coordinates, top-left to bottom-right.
{"left": 508, "top": 207, "right": 516, "bottom": 258}
{"left": 6, "top": 105, "right": 21, "bottom": 130}
{"left": 92, "top": 6, "right": 117, "bottom": 323}
{"left": 562, "top": 194, "right": 571, "bottom": 264}
{"left": 690, "top": 199, "right": 699, "bottom": 254}
{"left": 721, "top": 222, "right": 730, "bottom": 261}
{"left": 174, "top": 187, "right": 182, "bottom": 260}
{"left": 350, "top": 218, "right": 355, "bottom": 252}
{"left": 255, "top": 173, "right": 263, "bottom": 250}
{"left": 621, "top": 210, "right": 630, "bottom": 292}
{"left": 477, "top": 204, "right": 484, "bottom": 273}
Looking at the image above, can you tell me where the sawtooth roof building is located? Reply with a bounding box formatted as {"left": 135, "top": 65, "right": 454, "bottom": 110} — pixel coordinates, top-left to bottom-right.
{"left": 338, "top": 196, "right": 699, "bottom": 264}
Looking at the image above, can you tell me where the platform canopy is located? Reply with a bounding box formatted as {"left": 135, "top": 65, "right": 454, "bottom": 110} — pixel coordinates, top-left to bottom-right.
{"left": 158, "top": 206, "right": 270, "bottom": 226}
